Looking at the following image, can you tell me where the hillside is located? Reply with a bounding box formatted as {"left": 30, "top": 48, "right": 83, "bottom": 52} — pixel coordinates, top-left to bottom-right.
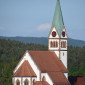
{"left": 0, "top": 36, "right": 85, "bottom": 47}
{"left": 0, "top": 39, "right": 85, "bottom": 85}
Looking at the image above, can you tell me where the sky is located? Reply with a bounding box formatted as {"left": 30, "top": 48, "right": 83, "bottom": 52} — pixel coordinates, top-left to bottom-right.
{"left": 0, "top": 0, "right": 85, "bottom": 41}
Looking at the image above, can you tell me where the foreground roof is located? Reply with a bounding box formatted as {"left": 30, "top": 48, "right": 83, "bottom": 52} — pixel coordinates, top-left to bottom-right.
{"left": 29, "top": 51, "right": 67, "bottom": 72}
{"left": 48, "top": 72, "right": 69, "bottom": 85}
{"left": 13, "top": 60, "right": 36, "bottom": 77}
{"left": 29, "top": 51, "right": 69, "bottom": 85}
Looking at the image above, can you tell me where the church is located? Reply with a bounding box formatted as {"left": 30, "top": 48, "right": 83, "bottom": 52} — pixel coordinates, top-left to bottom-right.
{"left": 12, "top": 0, "right": 70, "bottom": 85}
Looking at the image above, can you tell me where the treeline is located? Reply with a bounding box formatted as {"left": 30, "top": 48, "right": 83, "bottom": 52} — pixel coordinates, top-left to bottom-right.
{"left": 68, "top": 46, "right": 85, "bottom": 76}
{"left": 0, "top": 39, "right": 85, "bottom": 85}
{"left": 0, "top": 39, "right": 47, "bottom": 85}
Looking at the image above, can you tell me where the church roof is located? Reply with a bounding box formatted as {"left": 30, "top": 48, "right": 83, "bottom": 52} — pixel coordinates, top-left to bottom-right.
{"left": 29, "top": 51, "right": 67, "bottom": 72}
{"left": 29, "top": 51, "right": 70, "bottom": 85}
{"left": 34, "top": 81, "right": 50, "bottom": 85}
{"left": 51, "top": 0, "right": 64, "bottom": 36}
{"left": 48, "top": 72, "right": 69, "bottom": 84}
{"left": 13, "top": 60, "right": 36, "bottom": 77}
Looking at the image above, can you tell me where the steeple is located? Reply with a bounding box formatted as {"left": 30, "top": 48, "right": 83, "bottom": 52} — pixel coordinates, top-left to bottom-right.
{"left": 51, "top": 0, "right": 64, "bottom": 36}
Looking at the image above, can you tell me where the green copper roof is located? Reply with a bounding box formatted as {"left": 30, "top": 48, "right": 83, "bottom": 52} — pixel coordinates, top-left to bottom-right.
{"left": 51, "top": 0, "right": 64, "bottom": 36}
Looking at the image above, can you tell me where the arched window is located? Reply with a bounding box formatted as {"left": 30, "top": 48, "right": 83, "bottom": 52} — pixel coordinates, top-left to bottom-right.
{"left": 50, "top": 41, "right": 58, "bottom": 48}
{"left": 16, "top": 79, "right": 20, "bottom": 85}
{"left": 55, "top": 41, "right": 58, "bottom": 47}
{"left": 33, "top": 79, "right": 36, "bottom": 85}
{"left": 24, "top": 79, "right": 29, "bottom": 85}
{"left": 54, "top": 41, "right": 56, "bottom": 47}
{"left": 53, "top": 41, "right": 55, "bottom": 47}
{"left": 50, "top": 41, "right": 52, "bottom": 47}
{"left": 63, "top": 53, "right": 64, "bottom": 56}
{"left": 42, "top": 76, "right": 46, "bottom": 81}
{"left": 61, "top": 41, "right": 66, "bottom": 48}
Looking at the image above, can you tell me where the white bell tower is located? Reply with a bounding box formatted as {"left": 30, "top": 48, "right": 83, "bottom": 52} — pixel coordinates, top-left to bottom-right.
{"left": 48, "top": 0, "right": 68, "bottom": 69}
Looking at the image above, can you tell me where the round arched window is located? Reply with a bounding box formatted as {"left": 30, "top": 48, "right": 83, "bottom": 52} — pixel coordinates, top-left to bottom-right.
{"left": 24, "top": 79, "right": 29, "bottom": 85}
{"left": 16, "top": 79, "right": 20, "bottom": 85}
{"left": 52, "top": 31, "right": 56, "bottom": 37}
{"left": 42, "top": 76, "right": 46, "bottom": 81}
{"left": 62, "top": 31, "right": 65, "bottom": 37}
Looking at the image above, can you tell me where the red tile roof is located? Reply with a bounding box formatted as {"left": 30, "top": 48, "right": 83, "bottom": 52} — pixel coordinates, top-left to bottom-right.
{"left": 13, "top": 60, "right": 36, "bottom": 77}
{"left": 29, "top": 51, "right": 70, "bottom": 85}
{"left": 29, "top": 51, "right": 67, "bottom": 72}
{"left": 34, "top": 81, "right": 50, "bottom": 85}
{"left": 48, "top": 72, "right": 69, "bottom": 84}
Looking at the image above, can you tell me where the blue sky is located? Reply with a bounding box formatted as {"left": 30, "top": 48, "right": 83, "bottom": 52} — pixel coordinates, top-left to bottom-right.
{"left": 0, "top": 0, "right": 85, "bottom": 41}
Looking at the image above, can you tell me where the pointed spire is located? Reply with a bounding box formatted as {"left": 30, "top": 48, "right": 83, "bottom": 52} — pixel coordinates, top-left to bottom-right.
{"left": 51, "top": 0, "right": 64, "bottom": 36}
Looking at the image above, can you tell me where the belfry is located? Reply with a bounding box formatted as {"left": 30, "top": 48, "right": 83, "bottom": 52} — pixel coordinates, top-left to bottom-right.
{"left": 48, "top": 0, "right": 68, "bottom": 69}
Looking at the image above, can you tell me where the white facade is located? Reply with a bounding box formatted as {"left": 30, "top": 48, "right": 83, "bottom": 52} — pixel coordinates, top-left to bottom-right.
{"left": 12, "top": 77, "right": 37, "bottom": 85}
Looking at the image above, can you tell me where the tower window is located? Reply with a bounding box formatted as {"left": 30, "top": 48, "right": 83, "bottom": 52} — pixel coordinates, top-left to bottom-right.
{"left": 61, "top": 41, "right": 66, "bottom": 48}
{"left": 50, "top": 41, "right": 53, "bottom": 47}
{"left": 62, "top": 31, "right": 65, "bottom": 37}
{"left": 50, "top": 41, "right": 58, "bottom": 48}
{"left": 53, "top": 41, "right": 55, "bottom": 47}
{"left": 55, "top": 41, "right": 58, "bottom": 47}
{"left": 52, "top": 31, "right": 56, "bottom": 37}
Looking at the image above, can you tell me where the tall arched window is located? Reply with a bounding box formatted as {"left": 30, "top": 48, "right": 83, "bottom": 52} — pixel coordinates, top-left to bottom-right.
{"left": 24, "top": 79, "right": 29, "bottom": 85}
{"left": 53, "top": 41, "right": 55, "bottom": 47}
{"left": 42, "top": 76, "right": 46, "bottom": 81}
{"left": 50, "top": 41, "right": 52, "bottom": 47}
{"left": 61, "top": 41, "right": 66, "bottom": 48}
{"left": 33, "top": 79, "right": 36, "bottom": 85}
{"left": 55, "top": 41, "right": 58, "bottom": 47}
{"left": 16, "top": 79, "right": 20, "bottom": 85}
{"left": 50, "top": 41, "right": 58, "bottom": 48}
{"left": 63, "top": 52, "right": 64, "bottom": 56}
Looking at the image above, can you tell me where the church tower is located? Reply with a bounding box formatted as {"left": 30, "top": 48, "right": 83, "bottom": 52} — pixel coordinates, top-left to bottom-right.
{"left": 48, "top": 0, "right": 68, "bottom": 68}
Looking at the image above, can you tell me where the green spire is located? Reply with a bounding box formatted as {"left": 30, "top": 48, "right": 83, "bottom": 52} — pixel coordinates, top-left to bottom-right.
{"left": 51, "top": 0, "right": 64, "bottom": 36}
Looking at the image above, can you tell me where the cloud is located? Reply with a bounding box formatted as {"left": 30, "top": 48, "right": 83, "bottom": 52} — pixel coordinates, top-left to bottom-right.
{"left": 37, "top": 23, "right": 51, "bottom": 31}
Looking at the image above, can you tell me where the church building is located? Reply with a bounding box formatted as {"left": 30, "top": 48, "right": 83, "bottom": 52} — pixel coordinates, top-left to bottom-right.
{"left": 12, "top": 0, "right": 70, "bottom": 85}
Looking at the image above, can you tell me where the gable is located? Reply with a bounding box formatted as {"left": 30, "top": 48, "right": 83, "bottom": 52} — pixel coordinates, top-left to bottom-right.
{"left": 13, "top": 60, "right": 36, "bottom": 77}
{"left": 13, "top": 51, "right": 41, "bottom": 80}
{"left": 48, "top": 26, "right": 59, "bottom": 38}
{"left": 60, "top": 26, "right": 68, "bottom": 38}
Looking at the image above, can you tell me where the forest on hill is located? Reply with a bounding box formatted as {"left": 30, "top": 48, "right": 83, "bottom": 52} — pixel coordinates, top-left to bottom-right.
{"left": 0, "top": 39, "right": 85, "bottom": 85}
{"left": 0, "top": 36, "right": 85, "bottom": 47}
